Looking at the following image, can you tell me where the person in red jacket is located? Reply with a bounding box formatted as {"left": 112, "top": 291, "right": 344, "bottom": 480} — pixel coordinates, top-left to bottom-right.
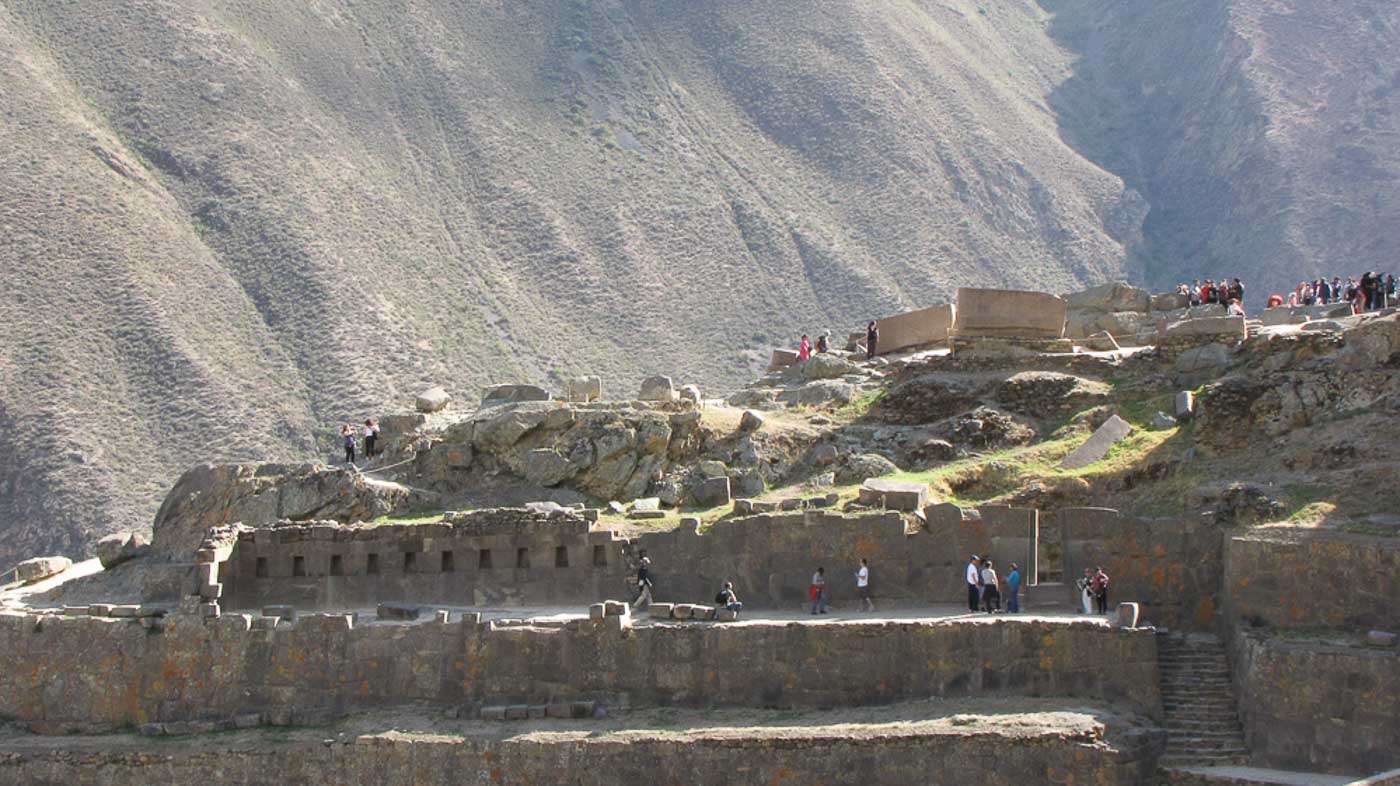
{"left": 797, "top": 334, "right": 811, "bottom": 362}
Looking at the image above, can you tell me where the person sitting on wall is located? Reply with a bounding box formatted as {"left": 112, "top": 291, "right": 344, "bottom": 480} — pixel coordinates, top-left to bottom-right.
{"left": 715, "top": 582, "right": 742, "bottom": 616}
{"left": 815, "top": 332, "right": 830, "bottom": 354}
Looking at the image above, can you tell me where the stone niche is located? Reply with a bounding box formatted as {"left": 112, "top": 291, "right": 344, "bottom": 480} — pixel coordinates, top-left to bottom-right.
{"left": 872, "top": 304, "right": 955, "bottom": 355}
{"left": 951, "top": 288, "right": 1067, "bottom": 339}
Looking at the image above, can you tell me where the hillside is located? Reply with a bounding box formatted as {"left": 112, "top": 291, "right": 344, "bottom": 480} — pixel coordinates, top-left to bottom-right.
{"left": 1, "top": 0, "right": 1398, "bottom": 566}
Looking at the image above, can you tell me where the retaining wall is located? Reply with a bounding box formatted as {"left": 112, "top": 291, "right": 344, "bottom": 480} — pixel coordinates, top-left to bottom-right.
{"left": 1223, "top": 532, "right": 1400, "bottom": 631}
{"left": 0, "top": 611, "right": 1160, "bottom": 732}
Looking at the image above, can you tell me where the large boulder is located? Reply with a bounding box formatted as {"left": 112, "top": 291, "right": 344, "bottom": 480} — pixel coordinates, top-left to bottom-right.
{"left": 15, "top": 556, "right": 71, "bottom": 583}
{"left": 415, "top": 386, "right": 451, "bottom": 413}
{"left": 796, "top": 353, "right": 862, "bottom": 381}
{"left": 96, "top": 531, "right": 150, "bottom": 569}
{"left": 1065, "top": 281, "right": 1151, "bottom": 314}
{"left": 482, "top": 384, "right": 551, "bottom": 405}
{"left": 638, "top": 376, "right": 676, "bottom": 402}
{"left": 777, "top": 380, "right": 856, "bottom": 407}
{"left": 151, "top": 463, "right": 411, "bottom": 556}
{"left": 1160, "top": 316, "right": 1247, "bottom": 345}
{"left": 835, "top": 453, "right": 899, "bottom": 485}
{"left": 994, "top": 372, "right": 1111, "bottom": 420}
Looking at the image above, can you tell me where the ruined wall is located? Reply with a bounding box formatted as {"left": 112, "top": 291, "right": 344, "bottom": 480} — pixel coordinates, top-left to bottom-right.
{"left": 1232, "top": 633, "right": 1400, "bottom": 775}
{"left": 0, "top": 723, "right": 1159, "bottom": 786}
{"left": 874, "top": 304, "right": 955, "bottom": 355}
{"left": 0, "top": 611, "right": 1161, "bottom": 731}
{"left": 224, "top": 510, "right": 632, "bottom": 610}
{"left": 1223, "top": 532, "right": 1400, "bottom": 631}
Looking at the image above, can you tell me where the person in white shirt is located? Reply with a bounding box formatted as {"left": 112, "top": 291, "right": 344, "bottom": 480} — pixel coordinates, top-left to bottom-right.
{"left": 855, "top": 558, "right": 873, "bottom": 612}
{"left": 980, "top": 560, "right": 1000, "bottom": 613}
{"left": 966, "top": 556, "right": 981, "bottom": 613}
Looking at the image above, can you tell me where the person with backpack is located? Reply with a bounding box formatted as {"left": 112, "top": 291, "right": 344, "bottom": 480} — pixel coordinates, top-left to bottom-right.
{"left": 810, "top": 567, "right": 829, "bottom": 614}
{"left": 866, "top": 321, "right": 879, "bottom": 360}
{"left": 341, "top": 424, "right": 356, "bottom": 464}
{"left": 1092, "top": 567, "right": 1110, "bottom": 614}
{"left": 715, "top": 582, "right": 742, "bottom": 616}
{"left": 980, "top": 559, "right": 1001, "bottom": 613}
{"left": 855, "top": 558, "right": 874, "bottom": 612}
{"left": 362, "top": 419, "right": 379, "bottom": 458}
{"left": 631, "top": 550, "right": 654, "bottom": 610}
{"left": 815, "top": 332, "right": 830, "bottom": 354}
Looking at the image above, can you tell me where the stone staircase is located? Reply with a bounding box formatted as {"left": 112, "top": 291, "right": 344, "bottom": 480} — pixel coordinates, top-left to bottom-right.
{"left": 1157, "top": 631, "right": 1250, "bottom": 768}
{"left": 1245, "top": 318, "right": 1263, "bottom": 337}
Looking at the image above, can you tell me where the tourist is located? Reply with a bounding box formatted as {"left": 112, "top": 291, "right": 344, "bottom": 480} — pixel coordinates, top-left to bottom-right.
{"left": 810, "top": 567, "right": 829, "bottom": 614}
{"left": 1227, "top": 298, "right": 1246, "bottom": 318}
{"left": 966, "top": 555, "right": 981, "bottom": 613}
{"left": 1386, "top": 274, "right": 1396, "bottom": 307}
{"left": 632, "top": 550, "right": 654, "bottom": 610}
{"left": 815, "top": 332, "right": 830, "bottom": 353}
{"left": 1266, "top": 293, "right": 1284, "bottom": 309}
{"left": 1317, "top": 277, "right": 1332, "bottom": 305}
{"left": 856, "top": 558, "right": 874, "bottom": 612}
{"left": 1076, "top": 568, "right": 1093, "bottom": 614}
{"left": 866, "top": 320, "right": 879, "bottom": 360}
{"left": 798, "top": 334, "right": 811, "bottom": 362}
{"left": 715, "top": 581, "right": 742, "bottom": 615}
{"left": 1006, "top": 562, "right": 1022, "bottom": 614}
{"left": 362, "top": 419, "right": 378, "bottom": 458}
{"left": 1092, "top": 567, "right": 1110, "bottom": 614}
{"left": 1189, "top": 280, "right": 1202, "bottom": 307}
{"left": 1228, "top": 278, "right": 1244, "bottom": 305}
{"left": 981, "top": 559, "right": 1000, "bottom": 613}
{"left": 341, "top": 424, "right": 356, "bottom": 464}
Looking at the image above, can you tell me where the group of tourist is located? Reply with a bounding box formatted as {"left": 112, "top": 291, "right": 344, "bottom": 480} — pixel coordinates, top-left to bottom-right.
{"left": 631, "top": 555, "right": 877, "bottom": 618}
{"left": 1178, "top": 273, "right": 1396, "bottom": 315}
{"left": 339, "top": 419, "right": 380, "bottom": 464}
{"left": 1270, "top": 273, "right": 1395, "bottom": 312}
{"left": 795, "top": 321, "right": 880, "bottom": 362}
{"left": 1076, "top": 567, "right": 1111, "bottom": 614}
{"left": 1176, "top": 278, "right": 1249, "bottom": 317}
{"left": 965, "top": 555, "right": 1022, "bottom": 614}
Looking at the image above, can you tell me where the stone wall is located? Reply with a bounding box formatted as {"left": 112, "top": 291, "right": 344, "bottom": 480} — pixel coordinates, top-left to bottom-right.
{"left": 1223, "top": 532, "right": 1400, "bottom": 631}
{"left": 212, "top": 506, "right": 1218, "bottom": 630}
{"left": 921, "top": 506, "right": 1222, "bottom": 629}
{"left": 0, "top": 611, "right": 1161, "bottom": 731}
{"left": 0, "top": 720, "right": 1160, "bottom": 786}
{"left": 223, "top": 510, "right": 631, "bottom": 610}
{"left": 952, "top": 288, "right": 1067, "bottom": 338}
{"left": 874, "top": 304, "right": 955, "bottom": 355}
{"left": 1232, "top": 632, "right": 1400, "bottom": 775}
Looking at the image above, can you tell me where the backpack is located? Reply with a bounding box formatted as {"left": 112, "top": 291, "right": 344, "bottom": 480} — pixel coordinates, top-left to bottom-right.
{"left": 715, "top": 591, "right": 728, "bottom": 605}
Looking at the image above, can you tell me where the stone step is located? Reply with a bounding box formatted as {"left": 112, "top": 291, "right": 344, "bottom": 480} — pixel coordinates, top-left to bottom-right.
{"left": 1159, "top": 753, "right": 1251, "bottom": 768}
{"left": 1167, "top": 733, "right": 1248, "bottom": 746}
{"left": 1166, "top": 722, "right": 1245, "bottom": 734}
{"left": 1164, "top": 697, "right": 1240, "bottom": 707}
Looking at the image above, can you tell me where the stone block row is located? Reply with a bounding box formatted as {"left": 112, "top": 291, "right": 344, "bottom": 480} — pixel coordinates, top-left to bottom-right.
{"left": 478, "top": 700, "right": 598, "bottom": 721}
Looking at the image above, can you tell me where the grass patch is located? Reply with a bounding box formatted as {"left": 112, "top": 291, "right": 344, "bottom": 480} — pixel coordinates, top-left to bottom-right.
{"left": 365, "top": 512, "right": 446, "bottom": 526}
{"left": 834, "top": 390, "right": 885, "bottom": 422}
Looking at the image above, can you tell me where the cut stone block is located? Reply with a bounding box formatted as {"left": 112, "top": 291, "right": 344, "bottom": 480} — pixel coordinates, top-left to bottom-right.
{"left": 262, "top": 605, "right": 296, "bottom": 620}
{"left": 588, "top": 603, "right": 606, "bottom": 622}
{"left": 571, "top": 701, "right": 597, "bottom": 718}
{"left": 415, "top": 386, "right": 451, "bottom": 413}
{"left": 632, "top": 497, "right": 661, "bottom": 512}
{"left": 628, "top": 510, "right": 666, "bottom": 520}
{"left": 108, "top": 605, "right": 140, "bottom": 618}
{"left": 96, "top": 531, "right": 150, "bottom": 569}
{"left": 858, "top": 479, "right": 930, "bottom": 512}
{"left": 671, "top": 604, "right": 693, "bottom": 620}
{"left": 376, "top": 603, "right": 420, "bottom": 621}
{"left": 566, "top": 376, "right": 602, "bottom": 403}
{"left": 527, "top": 705, "right": 547, "bottom": 719}
{"left": 694, "top": 476, "right": 732, "bottom": 508}
{"left": 199, "top": 582, "right": 223, "bottom": 600}
{"left": 768, "top": 349, "right": 799, "bottom": 370}
{"left": 1151, "top": 412, "right": 1177, "bottom": 430}
{"left": 546, "top": 703, "right": 573, "bottom": 719}
{"left": 1060, "top": 415, "right": 1133, "bottom": 470}
{"left": 88, "top": 604, "right": 114, "bottom": 616}
{"left": 647, "top": 603, "right": 674, "bottom": 618}
{"left": 504, "top": 705, "right": 529, "bottom": 721}
{"left": 15, "top": 556, "right": 71, "bottom": 584}
{"left": 637, "top": 375, "right": 675, "bottom": 402}
{"left": 602, "top": 600, "right": 628, "bottom": 617}
{"left": 482, "top": 384, "right": 550, "bottom": 405}
{"left": 716, "top": 608, "right": 738, "bottom": 622}
{"left": 1115, "top": 602, "right": 1140, "bottom": 628}
{"left": 434, "top": 610, "right": 451, "bottom": 624}
{"left": 779, "top": 498, "right": 802, "bottom": 511}
{"left": 732, "top": 499, "right": 754, "bottom": 515}
{"left": 480, "top": 706, "right": 508, "bottom": 721}
{"left": 199, "top": 603, "right": 221, "bottom": 619}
